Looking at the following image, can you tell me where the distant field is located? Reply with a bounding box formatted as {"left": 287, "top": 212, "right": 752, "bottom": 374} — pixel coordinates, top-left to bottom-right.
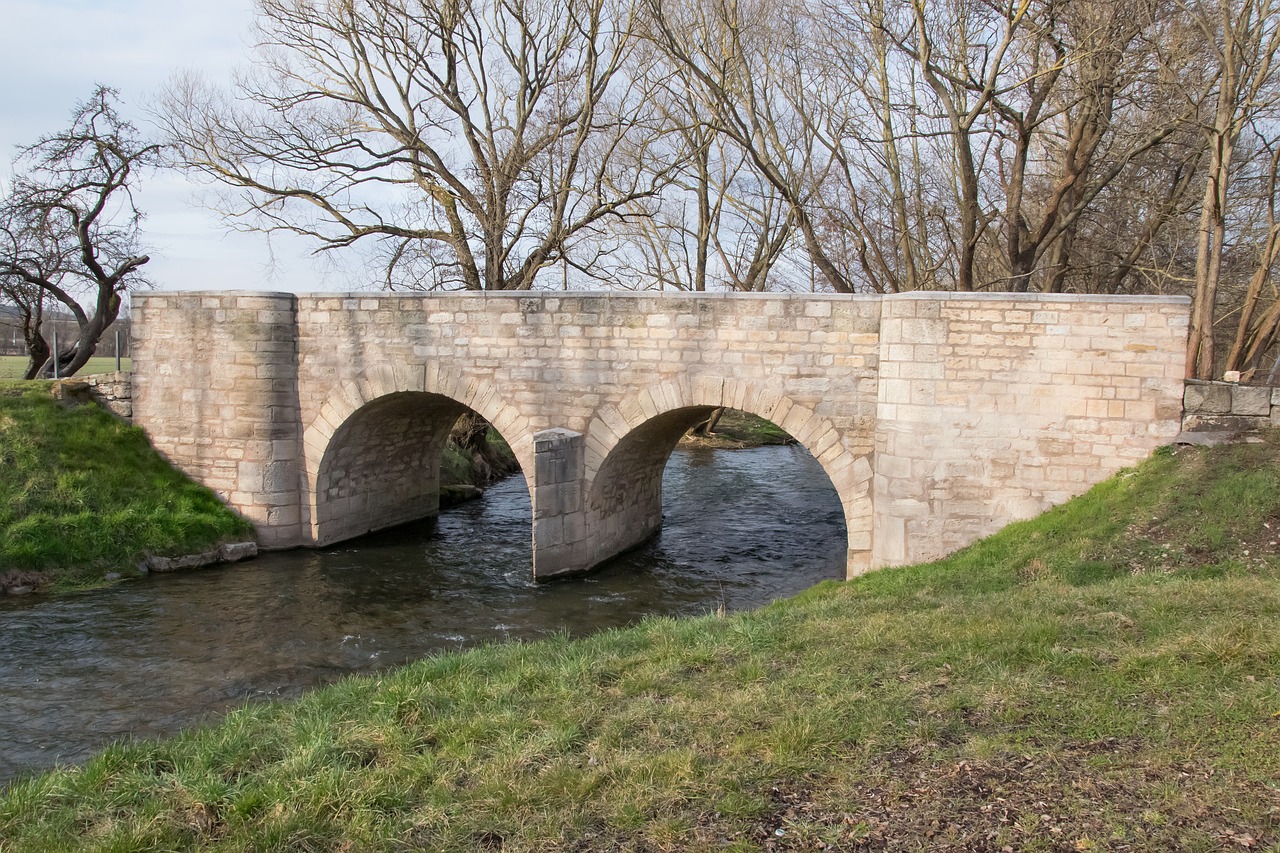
{"left": 0, "top": 356, "right": 131, "bottom": 380}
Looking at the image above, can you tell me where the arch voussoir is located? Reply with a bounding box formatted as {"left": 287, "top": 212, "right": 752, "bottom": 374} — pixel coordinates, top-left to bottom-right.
{"left": 652, "top": 378, "right": 687, "bottom": 414}
{"left": 690, "top": 374, "right": 724, "bottom": 403}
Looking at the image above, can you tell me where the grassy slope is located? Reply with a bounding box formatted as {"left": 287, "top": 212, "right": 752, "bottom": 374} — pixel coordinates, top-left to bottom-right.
{"left": 439, "top": 428, "right": 519, "bottom": 491}
{"left": 0, "top": 382, "right": 252, "bottom": 591}
{"left": 2, "top": 439, "right": 1280, "bottom": 851}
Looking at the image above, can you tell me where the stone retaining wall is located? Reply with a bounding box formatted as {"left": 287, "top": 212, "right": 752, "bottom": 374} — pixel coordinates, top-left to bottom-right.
{"left": 1183, "top": 380, "right": 1280, "bottom": 433}
{"left": 49, "top": 372, "right": 133, "bottom": 420}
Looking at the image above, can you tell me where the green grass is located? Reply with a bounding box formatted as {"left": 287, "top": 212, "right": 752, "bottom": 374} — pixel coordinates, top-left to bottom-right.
{"left": 0, "top": 382, "right": 252, "bottom": 591}
{"left": 682, "top": 408, "right": 796, "bottom": 448}
{"left": 439, "top": 429, "right": 518, "bottom": 489}
{"left": 2, "top": 438, "right": 1280, "bottom": 850}
{"left": 0, "top": 356, "right": 131, "bottom": 380}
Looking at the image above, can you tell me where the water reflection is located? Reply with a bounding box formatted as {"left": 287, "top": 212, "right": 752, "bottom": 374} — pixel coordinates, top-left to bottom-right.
{"left": 0, "top": 445, "right": 845, "bottom": 785}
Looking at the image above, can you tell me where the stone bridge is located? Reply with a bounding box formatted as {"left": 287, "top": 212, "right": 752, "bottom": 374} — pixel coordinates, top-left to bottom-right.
{"left": 131, "top": 291, "right": 1189, "bottom": 579}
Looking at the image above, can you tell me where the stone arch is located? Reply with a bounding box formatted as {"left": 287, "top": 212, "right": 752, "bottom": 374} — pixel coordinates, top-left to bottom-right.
{"left": 301, "top": 364, "right": 534, "bottom": 546}
{"left": 581, "top": 376, "right": 874, "bottom": 577}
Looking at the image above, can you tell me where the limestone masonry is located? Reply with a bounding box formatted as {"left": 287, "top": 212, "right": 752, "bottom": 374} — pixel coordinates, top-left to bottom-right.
{"left": 131, "top": 291, "right": 1189, "bottom": 579}
{"left": 1183, "top": 379, "right": 1280, "bottom": 432}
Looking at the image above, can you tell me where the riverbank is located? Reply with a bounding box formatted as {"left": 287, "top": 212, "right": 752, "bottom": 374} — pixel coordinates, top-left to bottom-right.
{"left": 0, "top": 382, "right": 253, "bottom": 594}
{"left": 439, "top": 425, "right": 520, "bottom": 507}
{"left": 678, "top": 408, "right": 796, "bottom": 450}
{"left": 3, "top": 437, "right": 1278, "bottom": 850}
{"left": 0, "top": 381, "right": 518, "bottom": 594}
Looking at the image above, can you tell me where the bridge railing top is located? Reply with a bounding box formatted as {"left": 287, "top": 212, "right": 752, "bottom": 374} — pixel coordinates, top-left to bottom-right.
{"left": 134, "top": 289, "right": 1191, "bottom": 306}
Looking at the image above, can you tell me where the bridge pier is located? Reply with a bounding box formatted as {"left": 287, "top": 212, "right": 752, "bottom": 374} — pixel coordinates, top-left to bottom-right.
{"left": 531, "top": 429, "right": 590, "bottom": 579}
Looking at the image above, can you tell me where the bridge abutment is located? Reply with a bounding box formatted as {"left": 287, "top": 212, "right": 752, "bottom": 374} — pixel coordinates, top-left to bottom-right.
{"left": 133, "top": 292, "right": 305, "bottom": 549}
{"left": 871, "top": 293, "right": 1188, "bottom": 567}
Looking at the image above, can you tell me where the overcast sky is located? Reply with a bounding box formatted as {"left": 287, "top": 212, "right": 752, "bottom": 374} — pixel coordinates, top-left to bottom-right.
{"left": 0, "top": 0, "right": 337, "bottom": 293}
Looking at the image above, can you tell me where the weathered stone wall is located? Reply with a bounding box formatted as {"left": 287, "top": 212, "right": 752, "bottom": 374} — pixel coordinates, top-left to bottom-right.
{"left": 1183, "top": 380, "right": 1280, "bottom": 433}
{"left": 132, "top": 293, "right": 304, "bottom": 549}
{"left": 132, "top": 290, "right": 1189, "bottom": 579}
{"left": 49, "top": 372, "right": 133, "bottom": 420}
{"left": 873, "top": 293, "right": 1188, "bottom": 566}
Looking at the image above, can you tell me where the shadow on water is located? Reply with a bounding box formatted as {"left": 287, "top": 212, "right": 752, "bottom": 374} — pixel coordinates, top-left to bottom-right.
{"left": 0, "top": 445, "right": 845, "bottom": 785}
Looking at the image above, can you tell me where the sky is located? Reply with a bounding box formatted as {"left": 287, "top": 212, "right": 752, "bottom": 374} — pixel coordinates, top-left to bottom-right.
{"left": 0, "top": 0, "right": 335, "bottom": 293}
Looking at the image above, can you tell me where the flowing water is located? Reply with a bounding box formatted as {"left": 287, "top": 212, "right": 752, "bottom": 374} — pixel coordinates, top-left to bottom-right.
{"left": 0, "top": 445, "right": 846, "bottom": 786}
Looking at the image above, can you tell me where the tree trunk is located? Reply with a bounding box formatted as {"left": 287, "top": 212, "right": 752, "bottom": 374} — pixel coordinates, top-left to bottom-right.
{"left": 955, "top": 137, "right": 981, "bottom": 292}
{"left": 14, "top": 297, "right": 48, "bottom": 380}
{"left": 691, "top": 407, "right": 724, "bottom": 436}
{"left": 22, "top": 336, "right": 49, "bottom": 381}
{"left": 1188, "top": 6, "right": 1245, "bottom": 380}
{"left": 694, "top": 133, "right": 712, "bottom": 292}
{"left": 1188, "top": 139, "right": 1231, "bottom": 379}
{"left": 450, "top": 410, "right": 514, "bottom": 485}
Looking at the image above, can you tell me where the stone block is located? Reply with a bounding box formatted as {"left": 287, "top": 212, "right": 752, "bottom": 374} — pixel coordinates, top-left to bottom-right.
{"left": 534, "top": 481, "right": 583, "bottom": 518}
{"left": 562, "top": 511, "right": 587, "bottom": 544}
{"left": 533, "top": 428, "right": 583, "bottom": 485}
{"left": 219, "top": 542, "right": 259, "bottom": 562}
{"left": 534, "top": 515, "right": 565, "bottom": 548}
{"left": 146, "top": 549, "right": 222, "bottom": 573}
{"left": 1184, "top": 382, "right": 1232, "bottom": 414}
{"left": 1231, "top": 385, "right": 1272, "bottom": 416}
{"left": 1182, "top": 414, "right": 1265, "bottom": 433}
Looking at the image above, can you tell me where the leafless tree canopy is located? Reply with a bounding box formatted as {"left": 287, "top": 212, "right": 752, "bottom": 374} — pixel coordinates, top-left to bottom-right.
{"left": 154, "top": 0, "right": 1280, "bottom": 377}
{"left": 0, "top": 86, "right": 158, "bottom": 379}
{"left": 160, "top": 0, "right": 677, "bottom": 291}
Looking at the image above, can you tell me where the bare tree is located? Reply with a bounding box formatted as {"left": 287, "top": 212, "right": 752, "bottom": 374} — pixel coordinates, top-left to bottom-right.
{"left": 1219, "top": 135, "right": 1280, "bottom": 377}
{"left": 807, "top": 0, "right": 955, "bottom": 293}
{"left": 0, "top": 275, "right": 50, "bottom": 379}
{"left": 644, "top": 0, "right": 859, "bottom": 292}
{"left": 0, "top": 87, "right": 157, "bottom": 379}
{"left": 1183, "top": 0, "right": 1280, "bottom": 378}
{"left": 602, "top": 118, "right": 798, "bottom": 292}
{"left": 161, "top": 0, "right": 670, "bottom": 291}
{"left": 882, "top": 0, "right": 1035, "bottom": 292}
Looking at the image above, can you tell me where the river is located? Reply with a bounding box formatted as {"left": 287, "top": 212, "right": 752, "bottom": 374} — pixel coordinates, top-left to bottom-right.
{"left": 0, "top": 445, "right": 846, "bottom": 786}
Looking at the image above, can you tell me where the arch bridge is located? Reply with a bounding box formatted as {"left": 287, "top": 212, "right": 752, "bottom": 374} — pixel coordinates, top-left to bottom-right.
{"left": 132, "top": 291, "right": 1188, "bottom": 578}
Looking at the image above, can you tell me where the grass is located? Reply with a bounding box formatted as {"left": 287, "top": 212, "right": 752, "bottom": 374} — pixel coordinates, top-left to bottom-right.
{"left": 0, "top": 356, "right": 131, "bottom": 380}
{"left": 440, "top": 428, "right": 519, "bottom": 489}
{"left": 2, "top": 438, "right": 1280, "bottom": 850}
{"left": 680, "top": 408, "right": 796, "bottom": 449}
{"left": 0, "top": 381, "right": 253, "bottom": 592}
